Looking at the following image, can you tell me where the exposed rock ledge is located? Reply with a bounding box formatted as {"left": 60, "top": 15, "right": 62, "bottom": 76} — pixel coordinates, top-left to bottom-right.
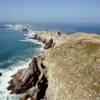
{"left": 8, "top": 56, "right": 48, "bottom": 100}
{"left": 8, "top": 32, "right": 100, "bottom": 100}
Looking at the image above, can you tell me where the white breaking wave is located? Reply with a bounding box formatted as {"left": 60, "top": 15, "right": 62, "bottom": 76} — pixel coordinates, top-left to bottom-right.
{"left": 4, "top": 24, "right": 32, "bottom": 32}
{"left": 24, "top": 31, "right": 37, "bottom": 37}
{"left": 0, "top": 58, "right": 31, "bottom": 100}
{"left": 20, "top": 38, "right": 44, "bottom": 46}
{"left": 0, "top": 24, "right": 45, "bottom": 100}
{"left": 21, "top": 31, "right": 44, "bottom": 49}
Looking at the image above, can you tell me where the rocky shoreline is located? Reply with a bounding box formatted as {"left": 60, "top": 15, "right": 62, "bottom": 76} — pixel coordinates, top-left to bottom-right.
{"left": 8, "top": 56, "right": 48, "bottom": 100}
{"left": 7, "top": 31, "right": 100, "bottom": 100}
{"left": 7, "top": 31, "right": 66, "bottom": 100}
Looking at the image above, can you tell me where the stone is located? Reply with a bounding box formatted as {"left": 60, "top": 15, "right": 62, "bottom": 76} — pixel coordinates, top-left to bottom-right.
{"left": 0, "top": 72, "right": 2, "bottom": 76}
{"left": 7, "top": 56, "right": 48, "bottom": 100}
{"left": 44, "top": 39, "right": 53, "bottom": 49}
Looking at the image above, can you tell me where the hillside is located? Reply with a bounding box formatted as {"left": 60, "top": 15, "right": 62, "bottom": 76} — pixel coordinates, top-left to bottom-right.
{"left": 7, "top": 32, "right": 100, "bottom": 100}
{"left": 44, "top": 39, "right": 100, "bottom": 100}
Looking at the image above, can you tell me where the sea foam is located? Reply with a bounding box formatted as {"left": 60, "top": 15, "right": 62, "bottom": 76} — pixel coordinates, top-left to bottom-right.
{"left": 0, "top": 58, "right": 31, "bottom": 100}
{"left": 4, "top": 24, "right": 31, "bottom": 32}
{"left": 0, "top": 24, "right": 45, "bottom": 100}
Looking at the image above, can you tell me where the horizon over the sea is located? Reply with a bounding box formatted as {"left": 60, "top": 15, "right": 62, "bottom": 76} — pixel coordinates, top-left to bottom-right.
{"left": 0, "top": 22, "right": 100, "bottom": 34}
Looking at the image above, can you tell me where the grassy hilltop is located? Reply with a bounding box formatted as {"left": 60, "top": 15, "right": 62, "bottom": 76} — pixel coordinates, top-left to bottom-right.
{"left": 42, "top": 32, "right": 100, "bottom": 100}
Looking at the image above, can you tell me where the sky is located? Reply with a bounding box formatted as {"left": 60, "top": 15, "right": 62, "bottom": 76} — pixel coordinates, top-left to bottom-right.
{"left": 0, "top": 0, "right": 100, "bottom": 25}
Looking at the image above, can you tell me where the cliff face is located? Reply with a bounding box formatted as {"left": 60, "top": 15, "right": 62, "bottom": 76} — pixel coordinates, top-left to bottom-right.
{"left": 8, "top": 32, "right": 100, "bottom": 100}
{"left": 8, "top": 56, "right": 48, "bottom": 100}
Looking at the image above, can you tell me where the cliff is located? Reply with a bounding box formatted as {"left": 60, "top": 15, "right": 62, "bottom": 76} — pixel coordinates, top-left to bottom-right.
{"left": 8, "top": 32, "right": 100, "bottom": 100}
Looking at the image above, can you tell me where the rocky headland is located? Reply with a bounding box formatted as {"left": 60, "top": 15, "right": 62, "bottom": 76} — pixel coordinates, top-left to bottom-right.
{"left": 8, "top": 31, "right": 100, "bottom": 100}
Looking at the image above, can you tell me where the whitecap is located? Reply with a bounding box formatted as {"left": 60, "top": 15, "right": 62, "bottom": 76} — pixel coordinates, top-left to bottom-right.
{"left": 4, "top": 24, "right": 31, "bottom": 32}
{"left": 0, "top": 58, "right": 32, "bottom": 100}
{"left": 20, "top": 38, "right": 45, "bottom": 47}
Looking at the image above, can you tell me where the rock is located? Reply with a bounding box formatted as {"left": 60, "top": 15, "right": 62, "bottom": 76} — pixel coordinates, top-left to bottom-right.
{"left": 7, "top": 56, "right": 48, "bottom": 100}
{"left": 21, "top": 28, "right": 29, "bottom": 32}
{"left": 58, "top": 31, "right": 61, "bottom": 36}
{"left": 7, "top": 57, "right": 40, "bottom": 94}
{"left": 33, "top": 34, "right": 38, "bottom": 39}
{"left": 7, "top": 32, "right": 100, "bottom": 100}
{"left": 44, "top": 39, "right": 53, "bottom": 49}
{"left": 0, "top": 72, "right": 2, "bottom": 76}
{"left": 29, "top": 32, "right": 57, "bottom": 49}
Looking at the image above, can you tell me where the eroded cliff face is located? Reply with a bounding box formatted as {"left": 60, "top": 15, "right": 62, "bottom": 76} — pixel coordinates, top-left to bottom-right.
{"left": 7, "top": 56, "right": 48, "bottom": 100}
{"left": 7, "top": 32, "right": 100, "bottom": 100}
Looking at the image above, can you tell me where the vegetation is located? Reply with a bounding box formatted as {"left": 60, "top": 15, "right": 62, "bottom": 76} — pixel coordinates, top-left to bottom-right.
{"left": 43, "top": 33, "right": 100, "bottom": 100}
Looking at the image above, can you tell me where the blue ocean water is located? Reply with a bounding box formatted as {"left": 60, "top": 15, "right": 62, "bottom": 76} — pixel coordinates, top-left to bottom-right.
{"left": 0, "top": 24, "right": 43, "bottom": 100}
{"left": 0, "top": 23, "right": 100, "bottom": 100}
{"left": 29, "top": 23, "right": 100, "bottom": 34}
{"left": 0, "top": 25, "right": 42, "bottom": 69}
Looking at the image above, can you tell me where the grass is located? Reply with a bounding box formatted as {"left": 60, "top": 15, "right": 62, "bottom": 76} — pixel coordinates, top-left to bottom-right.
{"left": 43, "top": 34, "right": 100, "bottom": 100}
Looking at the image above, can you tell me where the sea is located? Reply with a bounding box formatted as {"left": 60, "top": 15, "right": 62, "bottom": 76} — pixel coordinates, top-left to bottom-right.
{"left": 0, "top": 23, "right": 100, "bottom": 100}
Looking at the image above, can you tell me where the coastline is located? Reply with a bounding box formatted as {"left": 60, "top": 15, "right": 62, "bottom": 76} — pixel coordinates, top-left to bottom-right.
{"left": 7, "top": 30, "right": 100, "bottom": 100}
{"left": 0, "top": 26, "right": 45, "bottom": 100}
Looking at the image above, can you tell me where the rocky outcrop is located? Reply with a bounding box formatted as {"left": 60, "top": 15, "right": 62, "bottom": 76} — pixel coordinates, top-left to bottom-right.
{"left": 7, "top": 57, "right": 48, "bottom": 100}
{"left": 29, "top": 34, "right": 54, "bottom": 49}
{"left": 21, "top": 28, "right": 29, "bottom": 32}
{"left": 29, "top": 31, "right": 69, "bottom": 49}
{"left": 44, "top": 39, "right": 54, "bottom": 49}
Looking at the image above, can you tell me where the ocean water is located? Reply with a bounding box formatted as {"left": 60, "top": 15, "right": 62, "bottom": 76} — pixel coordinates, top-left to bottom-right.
{"left": 0, "top": 23, "right": 100, "bottom": 100}
{"left": 0, "top": 24, "right": 43, "bottom": 100}
{"left": 29, "top": 23, "right": 100, "bottom": 34}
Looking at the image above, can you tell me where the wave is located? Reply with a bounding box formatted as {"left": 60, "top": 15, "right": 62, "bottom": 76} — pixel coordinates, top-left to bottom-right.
{"left": 0, "top": 40, "right": 44, "bottom": 100}
{"left": 20, "top": 38, "right": 44, "bottom": 46}
{"left": 3, "top": 24, "right": 32, "bottom": 32}
{"left": 0, "top": 58, "right": 32, "bottom": 100}
{"left": 21, "top": 30, "right": 44, "bottom": 49}
{"left": 0, "top": 24, "right": 45, "bottom": 100}
{"left": 24, "top": 31, "right": 37, "bottom": 37}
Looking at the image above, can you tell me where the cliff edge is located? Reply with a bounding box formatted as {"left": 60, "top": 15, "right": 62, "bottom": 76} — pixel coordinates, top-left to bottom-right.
{"left": 8, "top": 32, "right": 100, "bottom": 100}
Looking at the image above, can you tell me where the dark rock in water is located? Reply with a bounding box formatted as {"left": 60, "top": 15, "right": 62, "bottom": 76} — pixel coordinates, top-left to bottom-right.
{"left": 29, "top": 34, "right": 38, "bottom": 40}
{"left": 21, "top": 28, "right": 29, "bottom": 32}
{"left": 0, "top": 72, "right": 2, "bottom": 76}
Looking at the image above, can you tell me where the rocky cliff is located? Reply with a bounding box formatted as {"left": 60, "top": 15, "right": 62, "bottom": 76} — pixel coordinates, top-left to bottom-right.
{"left": 8, "top": 32, "right": 100, "bottom": 100}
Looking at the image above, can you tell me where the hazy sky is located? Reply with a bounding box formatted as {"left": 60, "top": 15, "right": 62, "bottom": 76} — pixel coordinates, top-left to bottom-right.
{"left": 0, "top": 0, "right": 100, "bottom": 24}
